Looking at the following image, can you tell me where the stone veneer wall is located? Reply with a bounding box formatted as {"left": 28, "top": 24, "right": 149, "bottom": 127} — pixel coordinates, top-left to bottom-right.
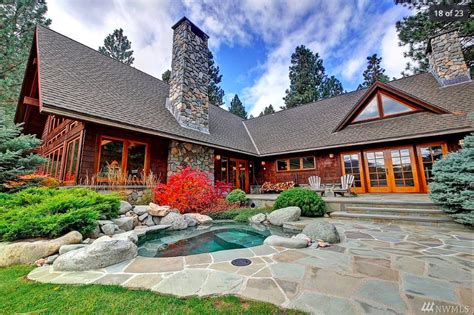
{"left": 167, "top": 19, "right": 210, "bottom": 133}
{"left": 167, "top": 140, "right": 214, "bottom": 181}
{"left": 428, "top": 30, "right": 470, "bottom": 86}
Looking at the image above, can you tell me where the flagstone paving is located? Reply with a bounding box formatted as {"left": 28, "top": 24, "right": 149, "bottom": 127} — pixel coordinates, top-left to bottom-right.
{"left": 28, "top": 219, "right": 473, "bottom": 314}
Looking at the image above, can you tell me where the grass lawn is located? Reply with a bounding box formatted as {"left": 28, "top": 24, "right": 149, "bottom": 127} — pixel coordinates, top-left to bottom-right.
{"left": 0, "top": 265, "right": 305, "bottom": 315}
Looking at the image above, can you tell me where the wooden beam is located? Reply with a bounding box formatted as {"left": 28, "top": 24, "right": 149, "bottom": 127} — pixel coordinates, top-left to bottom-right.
{"left": 24, "top": 96, "right": 39, "bottom": 107}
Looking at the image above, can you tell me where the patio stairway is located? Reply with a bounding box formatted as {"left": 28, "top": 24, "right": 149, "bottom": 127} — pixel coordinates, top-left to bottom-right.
{"left": 328, "top": 199, "right": 456, "bottom": 227}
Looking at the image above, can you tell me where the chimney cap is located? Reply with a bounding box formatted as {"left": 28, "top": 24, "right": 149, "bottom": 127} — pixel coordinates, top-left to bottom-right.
{"left": 172, "top": 16, "right": 209, "bottom": 40}
{"left": 426, "top": 28, "right": 459, "bottom": 54}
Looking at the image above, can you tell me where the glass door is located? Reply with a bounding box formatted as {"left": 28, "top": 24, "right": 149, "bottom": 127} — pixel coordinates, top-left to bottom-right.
{"left": 230, "top": 159, "right": 250, "bottom": 193}
{"left": 364, "top": 150, "right": 390, "bottom": 193}
{"left": 340, "top": 152, "right": 365, "bottom": 193}
{"left": 416, "top": 143, "right": 447, "bottom": 192}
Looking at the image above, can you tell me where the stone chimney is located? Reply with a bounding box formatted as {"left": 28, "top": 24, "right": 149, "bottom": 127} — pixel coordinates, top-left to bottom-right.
{"left": 426, "top": 30, "right": 470, "bottom": 86}
{"left": 166, "top": 17, "right": 210, "bottom": 133}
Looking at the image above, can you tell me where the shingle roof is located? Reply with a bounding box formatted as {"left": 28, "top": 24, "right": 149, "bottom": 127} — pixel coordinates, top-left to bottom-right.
{"left": 36, "top": 26, "right": 474, "bottom": 157}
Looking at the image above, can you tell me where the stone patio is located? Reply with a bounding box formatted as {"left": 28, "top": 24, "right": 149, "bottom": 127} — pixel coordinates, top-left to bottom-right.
{"left": 28, "top": 219, "right": 473, "bottom": 314}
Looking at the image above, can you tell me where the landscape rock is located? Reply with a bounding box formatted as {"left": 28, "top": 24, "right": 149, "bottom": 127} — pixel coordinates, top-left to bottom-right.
{"left": 184, "top": 213, "right": 213, "bottom": 224}
{"left": 87, "top": 224, "right": 101, "bottom": 239}
{"left": 59, "top": 244, "right": 88, "bottom": 255}
{"left": 160, "top": 212, "right": 188, "bottom": 230}
{"left": 249, "top": 213, "right": 267, "bottom": 224}
{"left": 145, "top": 216, "right": 155, "bottom": 226}
{"left": 264, "top": 235, "right": 308, "bottom": 248}
{"left": 148, "top": 203, "right": 173, "bottom": 217}
{"left": 45, "top": 254, "right": 59, "bottom": 265}
{"left": 93, "top": 236, "right": 112, "bottom": 243}
{"left": 292, "top": 233, "right": 312, "bottom": 243}
{"left": 138, "top": 213, "right": 149, "bottom": 221}
{"left": 152, "top": 216, "right": 161, "bottom": 225}
{"left": 112, "top": 217, "right": 134, "bottom": 231}
{"left": 119, "top": 201, "right": 133, "bottom": 214}
{"left": 112, "top": 231, "right": 138, "bottom": 244}
{"left": 183, "top": 214, "right": 198, "bottom": 227}
{"left": 267, "top": 207, "right": 301, "bottom": 226}
{"left": 97, "top": 220, "right": 114, "bottom": 226}
{"left": 53, "top": 239, "right": 137, "bottom": 271}
{"left": 101, "top": 223, "right": 118, "bottom": 236}
{"left": 0, "top": 231, "right": 83, "bottom": 267}
{"left": 302, "top": 221, "right": 340, "bottom": 244}
{"left": 133, "top": 205, "right": 148, "bottom": 216}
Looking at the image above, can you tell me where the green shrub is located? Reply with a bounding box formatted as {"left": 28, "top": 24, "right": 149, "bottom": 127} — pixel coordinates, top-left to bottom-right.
{"left": 273, "top": 188, "right": 325, "bottom": 217}
{"left": 226, "top": 189, "right": 247, "bottom": 204}
{"left": 0, "top": 187, "right": 120, "bottom": 241}
{"left": 429, "top": 134, "right": 474, "bottom": 226}
{"left": 208, "top": 208, "right": 273, "bottom": 222}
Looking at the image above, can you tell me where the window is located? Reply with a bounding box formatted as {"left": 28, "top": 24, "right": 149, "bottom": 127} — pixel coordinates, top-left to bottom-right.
{"left": 342, "top": 153, "right": 362, "bottom": 188}
{"left": 97, "top": 137, "right": 148, "bottom": 180}
{"left": 276, "top": 156, "right": 315, "bottom": 172}
{"left": 417, "top": 143, "right": 447, "bottom": 190}
{"left": 64, "top": 137, "right": 81, "bottom": 183}
{"left": 353, "top": 92, "right": 416, "bottom": 123}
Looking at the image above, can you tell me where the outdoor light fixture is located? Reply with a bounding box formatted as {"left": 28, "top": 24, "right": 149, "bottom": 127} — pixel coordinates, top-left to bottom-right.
{"left": 459, "top": 139, "right": 465, "bottom": 146}
{"left": 215, "top": 155, "right": 221, "bottom": 160}
{"left": 329, "top": 153, "right": 334, "bottom": 158}
{"left": 261, "top": 161, "right": 266, "bottom": 166}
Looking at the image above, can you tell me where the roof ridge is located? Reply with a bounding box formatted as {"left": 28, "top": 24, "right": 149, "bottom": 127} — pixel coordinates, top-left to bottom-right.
{"left": 37, "top": 25, "right": 170, "bottom": 87}
{"left": 242, "top": 120, "right": 261, "bottom": 155}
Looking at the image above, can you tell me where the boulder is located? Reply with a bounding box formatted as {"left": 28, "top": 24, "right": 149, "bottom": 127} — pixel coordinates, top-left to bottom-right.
{"left": 112, "top": 217, "right": 134, "bottom": 231}
{"left": 53, "top": 239, "right": 137, "bottom": 271}
{"left": 97, "top": 220, "right": 114, "bottom": 226}
{"left": 133, "top": 205, "right": 148, "bottom": 216}
{"left": 160, "top": 212, "right": 188, "bottom": 230}
{"left": 87, "top": 224, "right": 101, "bottom": 239}
{"left": 145, "top": 216, "right": 155, "bottom": 226}
{"left": 45, "top": 254, "right": 59, "bottom": 265}
{"left": 302, "top": 221, "right": 340, "bottom": 244}
{"left": 112, "top": 231, "right": 138, "bottom": 244}
{"left": 264, "top": 235, "right": 308, "bottom": 248}
{"left": 93, "top": 235, "right": 112, "bottom": 243}
{"left": 101, "top": 223, "right": 118, "bottom": 236}
{"left": 293, "top": 233, "right": 312, "bottom": 243}
{"left": 183, "top": 214, "right": 198, "bottom": 227}
{"left": 152, "top": 216, "right": 161, "bottom": 225}
{"left": 138, "top": 213, "right": 148, "bottom": 222}
{"left": 119, "top": 201, "right": 133, "bottom": 214}
{"left": 249, "top": 213, "right": 266, "bottom": 224}
{"left": 148, "top": 203, "right": 172, "bottom": 217}
{"left": 184, "top": 213, "right": 213, "bottom": 224}
{"left": 267, "top": 207, "right": 301, "bottom": 226}
{"left": 59, "top": 244, "right": 87, "bottom": 255}
{"left": 0, "top": 231, "right": 83, "bottom": 267}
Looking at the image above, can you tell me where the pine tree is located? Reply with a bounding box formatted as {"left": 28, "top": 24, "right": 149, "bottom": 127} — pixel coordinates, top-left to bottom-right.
{"left": 161, "top": 69, "right": 171, "bottom": 83}
{"left": 98, "top": 28, "right": 134, "bottom": 65}
{"left": 208, "top": 51, "right": 225, "bottom": 106}
{"left": 0, "top": 0, "right": 51, "bottom": 122}
{"left": 0, "top": 121, "right": 45, "bottom": 191}
{"left": 259, "top": 104, "right": 275, "bottom": 117}
{"left": 395, "top": 2, "right": 473, "bottom": 76}
{"left": 284, "top": 45, "right": 325, "bottom": 108}
{"left": 320, "top": 76, "right": 344, "bottom": 99}
{"left": 229, "top": 94, "right": 247, "bottom": 119}
{"left": 357, "top": 54, "right": 390, "bottom": 89}
{"left": 429, "top": 134, "right": 474, "bottom": 226}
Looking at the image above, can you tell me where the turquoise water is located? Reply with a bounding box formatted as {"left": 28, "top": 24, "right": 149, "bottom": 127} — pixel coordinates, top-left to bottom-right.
{"left": 138, "top": 222, "right": 294, "bottom": 257}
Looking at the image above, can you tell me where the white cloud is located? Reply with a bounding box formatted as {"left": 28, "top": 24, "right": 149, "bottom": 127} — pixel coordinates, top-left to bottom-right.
{"left": 380, "top": 26, "right": 410, "bottom": 78}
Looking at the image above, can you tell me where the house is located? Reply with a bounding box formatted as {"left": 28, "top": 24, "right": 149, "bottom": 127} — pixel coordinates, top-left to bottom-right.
{"left": 15, "top": 17, "right": 473, "bottom": 194}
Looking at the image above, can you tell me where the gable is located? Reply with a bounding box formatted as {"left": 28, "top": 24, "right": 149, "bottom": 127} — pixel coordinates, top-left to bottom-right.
{"left": 334, "top": 81, "right": 450, "bottom": 132}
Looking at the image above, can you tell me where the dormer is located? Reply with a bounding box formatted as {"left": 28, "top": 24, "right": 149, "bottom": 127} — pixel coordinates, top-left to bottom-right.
{"left": 333, "top": 81, "right": 450, "bottom": 132}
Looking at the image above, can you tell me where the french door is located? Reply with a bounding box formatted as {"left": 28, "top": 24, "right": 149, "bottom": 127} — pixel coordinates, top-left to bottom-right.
{"left": 229, "top": 159, "right": 250, "bottom": 193}
{"left": 363, "top": 147, "right": 420, "bottom": 193}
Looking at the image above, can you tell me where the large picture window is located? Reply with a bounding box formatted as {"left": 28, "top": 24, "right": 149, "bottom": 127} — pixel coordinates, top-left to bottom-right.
{"left": 97, "top": 137, "right": 148, "bottom": 181}
{"left": 276, "top": 156, "right": 315, "bottom": 172}
{"left": 353, "top": 92, "right": 417, "bottom": 123}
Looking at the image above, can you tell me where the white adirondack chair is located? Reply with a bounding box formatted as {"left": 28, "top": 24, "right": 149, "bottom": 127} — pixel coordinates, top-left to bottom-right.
{"left": 333, "top": 174, "right": 355, "bottom": 197}
{"left": 308, "top": 176, "right": 325, "bottom": 196}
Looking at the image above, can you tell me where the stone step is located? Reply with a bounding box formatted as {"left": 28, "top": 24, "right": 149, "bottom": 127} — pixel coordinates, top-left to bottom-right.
{"left": 345, "top": 206, "right": 446, "bottom": 217}
{"left": 330, "top": 211, "right": 457, "bottom": 227}
{"left": 337, "top": 201, "right": 441, "bottom": 210}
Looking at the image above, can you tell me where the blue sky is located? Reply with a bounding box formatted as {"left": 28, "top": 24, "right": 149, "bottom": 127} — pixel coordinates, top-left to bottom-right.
{"left": 46, "top": 0, "right": 412, "bottom": 116}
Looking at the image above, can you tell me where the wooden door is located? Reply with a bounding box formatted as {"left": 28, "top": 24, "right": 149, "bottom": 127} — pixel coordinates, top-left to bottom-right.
{"left": 364, "top": 147, "right": 420, "bottom": 193}
{"left": 340, "top": 151, "right": 366, "bottom": 193}
{"left": 230, "top": 159, "right": 250, "bottom": 193}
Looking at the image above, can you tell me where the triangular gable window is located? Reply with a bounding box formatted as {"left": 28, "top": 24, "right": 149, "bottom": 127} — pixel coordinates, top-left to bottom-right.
{"left": 352, "top": 92, "right": 416, "bottom": 123}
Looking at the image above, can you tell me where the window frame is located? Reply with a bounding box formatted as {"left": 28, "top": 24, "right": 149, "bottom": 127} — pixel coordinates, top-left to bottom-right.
{"left": 96, "top": 135, "right": 150, "bottom": 181}
{"left": 275, "top": 156, "right": 316, "bottom": 172}
{"left": 352, "top": 91, "right": 420, "bottom": 124}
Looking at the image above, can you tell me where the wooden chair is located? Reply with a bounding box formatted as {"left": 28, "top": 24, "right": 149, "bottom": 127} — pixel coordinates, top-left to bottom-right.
{"left": 333, "top": 174, "right": 355, "bottom": 197}
{"left": 308, "top": 176, "right": 325, "bottom": 196}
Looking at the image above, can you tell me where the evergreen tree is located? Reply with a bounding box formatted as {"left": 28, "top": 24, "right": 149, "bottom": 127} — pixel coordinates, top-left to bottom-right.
{"left": 0, "top": 0, "right": 51, "bottom": 122}
{"left": 284, "top": 45, "right": 325, "bottom": 108}
{"left": 161, "top": 69, "right": 171, "bottom": 83}
{"left": 320, "top": 76, "right": 344, "bottom": 98}
{"left": 208, "top": 51, "right": 225, "bottom": 106}
{"left": 429, "top": 134, "right": 474, "bottom": 226}
{"left": 395, "top": 2, "right": 473, "bottom": 76}
{"left": 357, "top": 54, "right": 390, "bottom": 89}
{"left": 229, "top": 94, "right": 247, "bottom": 119}
{"left": 0, "top": 121, "right": 45, "bottom": 191}
{"left": 259, "top": 104, "right": 275, "bottom": 117}
{"left": 98, "top": 28, "right": 134, "bottom": 65}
